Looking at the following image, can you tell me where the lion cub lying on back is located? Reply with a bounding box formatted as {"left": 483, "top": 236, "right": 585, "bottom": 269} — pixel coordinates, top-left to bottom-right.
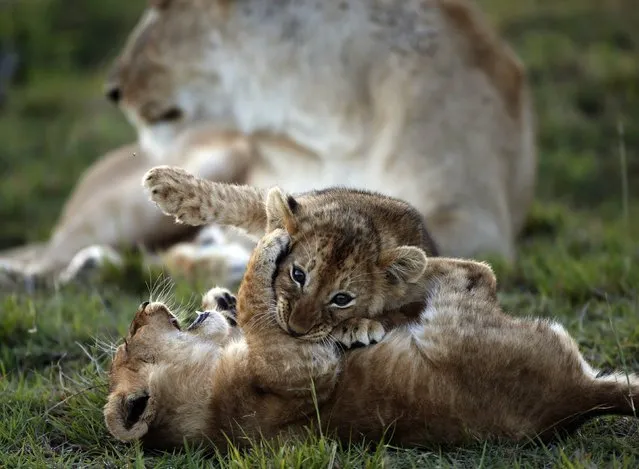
{"left": 144, "top": 165, "right": 439, "bottom": 346}
{"left": 105, "top": 228, "right": 639, "bottom": 450}
{"left": 106, "top": 177, "right": 639, "bottom": 449}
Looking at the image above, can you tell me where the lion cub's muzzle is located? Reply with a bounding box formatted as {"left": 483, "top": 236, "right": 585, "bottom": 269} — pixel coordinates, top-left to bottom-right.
{"left": 130, "top": 301, "right": 181, "bottom": 335}
{"left": 275, "top": 298, "right": 334, "bottom": 341}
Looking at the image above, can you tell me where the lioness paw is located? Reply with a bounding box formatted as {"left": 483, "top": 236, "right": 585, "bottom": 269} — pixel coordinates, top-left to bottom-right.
{"left": 58, "top": 245, "right": 123, "bottom": 285}
{"left": 333, "top": 318, "right": 386, "bottom": 349}
{"left": 202, "top": 286, "right": 238, "bottom": 326}
{"left": 142, "top": 166, "right": 209, "bottom": 225}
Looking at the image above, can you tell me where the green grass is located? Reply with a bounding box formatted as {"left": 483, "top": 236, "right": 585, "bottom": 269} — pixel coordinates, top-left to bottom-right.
{"left": 1, "top": 0, "right": 638, "bottom": 466}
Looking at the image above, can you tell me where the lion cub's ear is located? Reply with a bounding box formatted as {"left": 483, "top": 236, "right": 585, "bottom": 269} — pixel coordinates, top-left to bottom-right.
{"left": 104, "top": 391, "right": 154, "bottom": 442}
{"left": 380, "top": 246, "right": 428, "bottom": 284}
{"left": 266, "top": 187, "right": 299, "bottom": 235}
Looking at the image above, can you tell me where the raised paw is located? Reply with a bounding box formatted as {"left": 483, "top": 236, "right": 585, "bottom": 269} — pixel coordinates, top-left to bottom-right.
{"left": 142, "top": 165, "right": 209, "bottom": 226}
{"left": 202, "top": 286, "right": 238, "bottom": 326}
{"left": 332, "top": 318, "right": 386, "bottom": 349}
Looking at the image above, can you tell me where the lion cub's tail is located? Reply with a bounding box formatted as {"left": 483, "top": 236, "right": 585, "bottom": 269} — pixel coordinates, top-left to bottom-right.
{"left": 587, "top": 371, "right": 639, "bottom": 418}
{"left": 541, "top": 370, "right": 638, "bottom": 440}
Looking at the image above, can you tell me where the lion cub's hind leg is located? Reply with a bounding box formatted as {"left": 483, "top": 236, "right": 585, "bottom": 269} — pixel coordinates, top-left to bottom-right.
{"left": 143, "top": 166, "right": 213, "bottom": 226}
{"left": 418, "top": 257, "right": 499, "bottom": 323}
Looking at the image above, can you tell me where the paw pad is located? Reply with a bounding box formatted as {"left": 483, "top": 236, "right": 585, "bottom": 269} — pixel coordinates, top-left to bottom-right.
{"left": 215, "top": 291, "right": 237, "bottom": 312}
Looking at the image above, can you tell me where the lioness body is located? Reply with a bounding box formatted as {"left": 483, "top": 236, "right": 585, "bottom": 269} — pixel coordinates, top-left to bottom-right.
{"left": 107, "top": 0, "right": 537, "bottom": 261}
{"left": 105, "top": 230, "right": 638, "bottom": 449}
{"left": 2, "top": 0, "right": 536, "bottom": 283}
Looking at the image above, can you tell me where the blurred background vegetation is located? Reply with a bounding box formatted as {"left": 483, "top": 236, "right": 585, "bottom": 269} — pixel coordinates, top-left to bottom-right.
{"left": 0, "top": 0, "right": 637, "bottom": 251}
{"left": 0, "top": 0, "right": 142, "bottom": 247}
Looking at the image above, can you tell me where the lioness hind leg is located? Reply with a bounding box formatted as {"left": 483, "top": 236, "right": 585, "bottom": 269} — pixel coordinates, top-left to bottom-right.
{"left": 332, "top": 318, "right": 386, "bottom": 349}
{"left": 58, "top": 245, "right": 124, "bottom": 285}
{"left": 427, "top": 205, "right": 515, "bottom": 263}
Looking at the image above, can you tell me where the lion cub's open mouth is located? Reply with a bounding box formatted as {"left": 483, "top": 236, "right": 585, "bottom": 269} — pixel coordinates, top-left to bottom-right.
{"left": 186, "top": 311, "right": 211, "bottom": 331}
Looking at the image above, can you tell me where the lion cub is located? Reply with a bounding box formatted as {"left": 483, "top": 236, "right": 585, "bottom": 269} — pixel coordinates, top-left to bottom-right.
{"left": 104, "top": 229, "right": 639, "bottom": 450}
{"left": 143, "top": 165, "right": 438, "bottom": 346}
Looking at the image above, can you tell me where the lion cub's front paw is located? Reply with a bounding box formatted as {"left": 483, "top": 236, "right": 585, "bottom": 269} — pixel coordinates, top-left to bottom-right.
{"left": 202, "top": 286, "right": 238, "bottom": 326}
{"left": 142, "top": 165, "right": 208, "bottom": 226}
{"left": 333, "top": 318, "right": 386, "bottom": 349}
{"left": 254, "top": 229, "right": 291, "bottom": 267}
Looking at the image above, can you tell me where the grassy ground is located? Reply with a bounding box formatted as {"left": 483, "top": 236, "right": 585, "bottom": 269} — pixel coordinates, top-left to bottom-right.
{"left": 1, "top": 0, "right": 638, "bottom": 466}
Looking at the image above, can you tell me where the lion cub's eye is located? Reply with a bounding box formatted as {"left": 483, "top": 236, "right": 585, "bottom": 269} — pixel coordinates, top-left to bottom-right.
{"left": 330, "top": 293, "right": 355, "bottom": 308}
{"left": 290, "top": 265, "right": 306, "bottom": 287}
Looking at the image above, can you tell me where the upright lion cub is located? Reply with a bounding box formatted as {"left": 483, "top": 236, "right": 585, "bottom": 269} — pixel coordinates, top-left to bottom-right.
{"left": 144, "top": 165, "right": 437, "bottom": 345}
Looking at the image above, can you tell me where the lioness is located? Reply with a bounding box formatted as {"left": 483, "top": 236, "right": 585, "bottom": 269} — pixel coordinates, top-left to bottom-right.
{"left": 106, "top": 0, "right": 537, "bottom": 262}
{"left": 2, "top": 0, "right": 536, "bottom": 287}
{"left": 104, "top": 229, "right": 638, "bottom": 450}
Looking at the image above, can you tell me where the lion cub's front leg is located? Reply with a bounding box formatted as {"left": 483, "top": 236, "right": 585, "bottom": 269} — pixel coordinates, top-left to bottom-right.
{"left": 142, "top": 165, "right": 267, "bottom": 234}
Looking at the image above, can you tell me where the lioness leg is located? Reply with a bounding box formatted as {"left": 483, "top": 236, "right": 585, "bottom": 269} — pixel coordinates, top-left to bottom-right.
{"left": 25, "top": 134, "right": 253, "bottom": 283}
{"left": 425, "top": 204, "right": 515, "bottom": 263}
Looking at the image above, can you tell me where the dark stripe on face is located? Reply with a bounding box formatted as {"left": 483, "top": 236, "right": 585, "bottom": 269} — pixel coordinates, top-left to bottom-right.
{"left": 271, "top": 245, "right": 290, "bottom": 288}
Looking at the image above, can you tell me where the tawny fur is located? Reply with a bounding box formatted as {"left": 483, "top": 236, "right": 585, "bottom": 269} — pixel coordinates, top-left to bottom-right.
{"left": 144, "top": 166, "right": 438, "bottom": 344}
{"left": 107, "top": 0, "right": 537, "bottom": 261}
{"left": 104, "top": 230, "right": 638, "bottom": 451}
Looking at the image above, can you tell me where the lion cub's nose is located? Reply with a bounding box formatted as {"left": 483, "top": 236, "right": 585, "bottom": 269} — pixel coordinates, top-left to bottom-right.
{"left": 286, "top": 319, "right": 313, "bottom": 337}
{"left": 132, "top": 302, "right": 180, "bottom": 332}
{"left": 287, "top": 327, "right": 304, "bottom": 338}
